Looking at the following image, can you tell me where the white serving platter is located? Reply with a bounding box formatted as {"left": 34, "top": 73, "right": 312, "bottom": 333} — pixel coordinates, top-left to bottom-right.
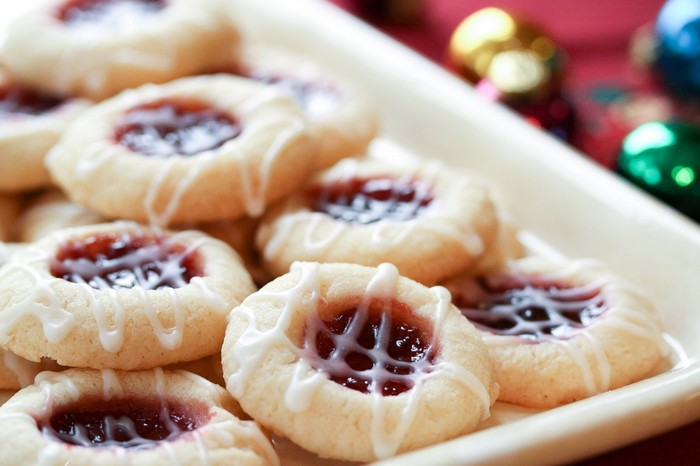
{"left": 2, "top": 1, "right": 700, "bottom": 465}
{"left": 227, "top": 0, "right": 700, "bottom": 464}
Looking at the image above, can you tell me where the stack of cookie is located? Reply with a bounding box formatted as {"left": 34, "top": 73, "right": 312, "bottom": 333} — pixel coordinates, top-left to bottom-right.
{"left": 0, "top": 1, "right": 667, "bottom": 465}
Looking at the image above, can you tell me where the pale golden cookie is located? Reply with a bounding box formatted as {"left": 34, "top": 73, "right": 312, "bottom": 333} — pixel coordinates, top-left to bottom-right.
{"left": 443, "top": 256, "right": 667, "bottom": 408}
{"left": 16, "top": 190, "right": 105, "bottom": 243}
{"left": 0, "top": 368, "right": 278, "bottom": 465}
{"left": 0, "top": 0, "right": 241, "bottom": 100}
{"left": 233, "top": 45, "right": 378, "bottom": 170}
{"left": 0, "top": 349, "right": 42, "bottom": 390}
{"left": 222, "top": 262, "right": 497, "bottom": 462}
{"left": 0, "top": 71, "right": 90, "bottom": 193}
{"left": 0, "top": 221, "right": 256, "bottom": 370}
{"left": 256, "top": 157, "right": 499, "bottom": 285}
{"left": 47, "top": 75, "right": 317, "bottom": 226}
{"left": 466, "top": 211, "right": 524, "bottom": 276}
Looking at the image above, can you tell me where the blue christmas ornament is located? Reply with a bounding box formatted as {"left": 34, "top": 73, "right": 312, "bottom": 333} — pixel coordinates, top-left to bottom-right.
{"left": 656, "top": 0, "right": 700, "bottom": 97}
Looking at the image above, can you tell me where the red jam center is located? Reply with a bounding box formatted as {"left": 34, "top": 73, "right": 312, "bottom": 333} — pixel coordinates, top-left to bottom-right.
{"left": 304, "top": 300, "right": 435, "bottom": 396}
{"left": 50, "top": 232, "right": 202, "bottom": 290}
{"left": 41, "top": 399, "right": 201, "bottom": 449}
{"left": 450, "top": 274, "right": 608, "bottom": 341}
{"left": 114, "top": 99, "right": 241, "bottom": 157}
{"left": 310, "top": 176, "right": 434, "bottom": 224}
{"left": 57, "top": 0, "right": 166, "bottom": 28}
{"left": 0, "top": 85, "right": 65, "bottom": 118}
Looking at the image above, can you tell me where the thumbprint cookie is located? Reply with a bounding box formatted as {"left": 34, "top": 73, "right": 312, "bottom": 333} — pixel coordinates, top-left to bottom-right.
{"left": 0, "top": 222, "right": 256, "bottom": 370}
{"left": 0, "top": 368, "right": 279, "bottom": 465}
{"left": 230, "top": 45, "right": 378, "bottom": 170}
{"left": 222, "top": 262, "right": 498, "bottom": 462}
{"left": 0, "top": 0, "right": 241, "bottom": 100}
{"left": 0, "top": 71, "right": 90, "bottom": 193}
{"left": 443, "top": 256, "right": 667, "bottom": 408}
{"left": 47, "top": 76, "right": 317, "bottom": 226}
{"left": 255, "top": 157, "right": 499, "bottom": 285}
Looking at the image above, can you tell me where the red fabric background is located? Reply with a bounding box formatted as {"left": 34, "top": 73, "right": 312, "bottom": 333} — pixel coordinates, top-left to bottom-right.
{"left": 329, "top": 1, "right": 699, "bottom": 464}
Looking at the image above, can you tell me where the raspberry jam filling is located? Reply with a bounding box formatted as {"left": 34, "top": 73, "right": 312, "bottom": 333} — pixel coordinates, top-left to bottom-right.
{"left": 57, "top": 0, "right": 166, "bottom": 28}
{"left": 0, "top": 85, "right": 65, "bottom": 118}
{"left": 114, "top": 99, "right": 241, "bottom": 157}
{"left": 40, "top": 398, "right": 204, "bottom": 449}
{"left": 50, "top": 232, "right": 203, "bottom": 290}
{"left": 450, "top": 274, "right": 608, "bottom": 341}
{"left": 303, "top": 300, "right": 435, "bottom": 396}
{"left": 309, "top": 176, "right": 434, "bottom": 224}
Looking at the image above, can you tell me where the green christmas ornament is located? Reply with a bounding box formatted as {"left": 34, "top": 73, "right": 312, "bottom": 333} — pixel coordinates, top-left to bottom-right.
{"left": 618, "top": 121, "right": 700, "bottom": 221}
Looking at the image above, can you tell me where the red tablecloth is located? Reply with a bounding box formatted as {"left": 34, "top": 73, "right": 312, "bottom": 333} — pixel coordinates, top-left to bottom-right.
{"left": 329, "top": 1, "right": 700, "bottom": 464}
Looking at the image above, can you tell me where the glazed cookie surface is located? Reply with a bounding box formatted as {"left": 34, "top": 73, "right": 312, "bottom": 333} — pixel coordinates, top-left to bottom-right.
{"left": 0, "top": 71, "right": 90, "bottom": 193}
{"left": 0, "top": 221, "right": 256, "bottom": 370}
{"left": 231, "top": 45, "right": 378, "bottom": 170}
{"left": 444, "top": 256, "right": 667, "bottom": 408}
{"left": 47, "top": 75, "right": 317, "bottom": 226}
{"left": 0, "top": 368, "right": 278, "bottom": 466}
{"left": 256, "top": 157, "right": 499, "bottom": 285}
{"left": 222, "top": 262, "right": 497, "bottom": 462}
{"left": 1, "top": 0, "right": 240, "bottom": 100}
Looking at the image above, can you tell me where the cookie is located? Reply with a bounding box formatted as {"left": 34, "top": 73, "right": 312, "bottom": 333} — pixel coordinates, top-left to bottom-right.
{"left": 47, "top": 75, "right": 317, "bottom": 226}
{"left": 0, "top": 0, "right": 241, "bottom": 100}
{"left": 0, "top": 368, "right": 278, "bottom": 465}
{"left": 467, "top": 211, "right": 524, "bottom": 276}
{"left": 0, "top": 349, "right": 43, "bottom": 390}
{"left": 443, "top": 256, "right": 667, "bottom": 408}
{"left": 16, "top": 190, "right": 105, "bottom": 243}
{"left": 222, "top": 262, "right": 497, "bottom": 462}
{"left": 0, "top": 221, "right": 256, "bottom": 370}
{"left": 256, "top": 157, "right": 499, "bottom": 285}
{"left": 0, "top": 71, "right": 91, "bottom": 193}
{"left": 231, "top": 45, "right": 378, "bottom": 170}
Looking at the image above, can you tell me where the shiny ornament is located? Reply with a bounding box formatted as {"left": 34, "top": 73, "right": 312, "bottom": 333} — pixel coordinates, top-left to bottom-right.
{"left": 656, "top": 0, "right": 700, "bottom": 97}
{"left": 573, "top": 83, "right": 674, "bottom": 168}
{"left": 618, "top": 121, "right": 700, "bottom": 220}
{"left": 354, "top": 0, "right": 425, "bottom": 25}
{"left": 448, "top": 7, "right": 567, "bottom": 103}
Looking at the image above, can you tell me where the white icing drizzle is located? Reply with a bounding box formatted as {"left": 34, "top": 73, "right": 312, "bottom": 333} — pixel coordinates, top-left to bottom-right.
{"left": 0, "top": 224, "right": 225, "bottom": 354}
{"left": 192, "top": 430, "right": 211, "bottom": 466}
{"left": 1, "top": 349, "right": 42, "bottom": 388}
{"left": 136, "top": 286, "right": 184, "bottom": 350}
{"left": 226, "top": 262, "right": 491, "bottom": 459}
{"left": 101, "top": 368, "right": 124, "bottom": 401}
{"left": 235, "top": 116, "right": 308, "bottom": 218}
{"left": 0, "top": 253, "right": 77, "bottom": 345}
